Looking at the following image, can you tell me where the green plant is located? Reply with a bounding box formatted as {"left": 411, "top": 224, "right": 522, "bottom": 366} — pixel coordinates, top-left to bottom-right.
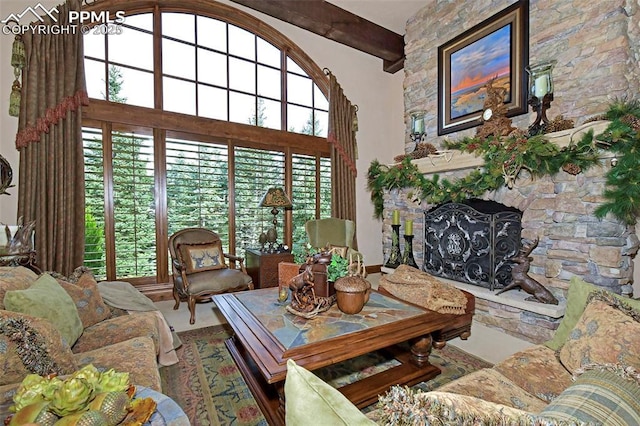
{"left": 327, "top": 254, "right": 349, "bottom": 282}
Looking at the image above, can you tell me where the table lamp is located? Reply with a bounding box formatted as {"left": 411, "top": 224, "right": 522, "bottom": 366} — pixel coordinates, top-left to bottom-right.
{"left": 259, "top": 187, "right": 292, "bottom": 252}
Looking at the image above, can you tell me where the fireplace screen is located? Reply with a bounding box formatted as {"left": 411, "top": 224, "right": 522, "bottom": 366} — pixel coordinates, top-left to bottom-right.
{"left": 423, "top": 200, "right": 522, "bottom": 290}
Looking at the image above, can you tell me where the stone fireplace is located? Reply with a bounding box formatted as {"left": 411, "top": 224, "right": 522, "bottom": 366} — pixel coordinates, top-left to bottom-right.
{"left": 381, "top": 123, "right": 639, "bottom": 343}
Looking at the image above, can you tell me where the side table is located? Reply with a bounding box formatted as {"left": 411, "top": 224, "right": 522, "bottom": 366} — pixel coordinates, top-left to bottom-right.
{"left": 245, "top": 248, "right": 294, "bottom": 289}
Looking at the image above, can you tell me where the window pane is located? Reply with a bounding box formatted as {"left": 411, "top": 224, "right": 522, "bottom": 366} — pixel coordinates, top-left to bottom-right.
{"left": 229, "top": 92, "right": 255, "bottom": 125}
{"left": 163, "top": 38, "right": 196, "bottom": 79}
{"left": 257, "top": 65, "right": 280, "bottom": 100}
{"left": 84, "top": 59, "right": 106, "bottom": 100}
{"left": 315, "top": 110, "right": 328, "bottom": 137}
{"left": 286, "top": 57, "right": 306, "bottom": 75}
{"left": 319, "top": 157, "right": 332, "bottom": 218}
{"left": 260, "top": 98, "right": 281, "bottom": 130}
{"left": 162, "top": 12, "right": 195, "bottom": 43}
{"left": 229, "top": 24, "right": 255, "bottom": 61}
{"left": 108, "top": 28, "right": 153, "bottom": 71}
{"left": 166, "top": 138, "right": 230, "bottom": 246}
{"left": 234, "top": 147, "right": 284, "bottom": 252}
{"left": 198, "top": 48, "right": 227, "bottom": 87}
{"left": 291, "top": 154, "right": 317, "bottom": 261}
{"left": 163, "top": 77, "right": 196, "bottom": 115}
{"left": 257, "top": 38, "right": 280, "bottom": 68}
{"left": 111, "top": 131, "right": 156, "bottom": 279}
{"left": 123, "top": 13, "right": 153, "bottom": 32}
{"left": 83, "top": 127, "right": 107, "bottom": 280}
{"left": 287, "top": 104, "right": 313, "bottom": 135}
{"left": 199, "top": 85, "right": 228, "bottom": 120}
{"left": 314, "top": 84, "right": 328, "bottom": 110}
{"left": 287, "top": 73, "right": 313, "bottom": 107}
{"left": 229, "top": 57, "right": 255, "bottom": 94}
{"left": 84, "top": 32, "right": 105, "bottom": 60}
{"left": 117, "top": 66, "right": 154, "bottom": 108}
{"left": 197, "top": 16, "right": 227, "bottom": 52}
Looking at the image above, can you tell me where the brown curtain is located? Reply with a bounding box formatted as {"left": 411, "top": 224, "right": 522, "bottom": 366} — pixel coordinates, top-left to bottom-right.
{"left": 15, "top": 0, "right": 88, "bottom": 276}
{"left": 327, "top": 71, "right": 358, "bottom": 248}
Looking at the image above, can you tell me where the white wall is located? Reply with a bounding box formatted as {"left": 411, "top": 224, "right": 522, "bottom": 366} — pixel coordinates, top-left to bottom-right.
{"left": 0, "top": 0, "right": 406, "bottom": 265}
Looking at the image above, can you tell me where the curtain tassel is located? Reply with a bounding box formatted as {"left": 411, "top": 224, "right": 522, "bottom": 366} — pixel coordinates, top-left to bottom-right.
{"left": 11, "top": 34, "right": 26, "bottom": 69}
{"left": 9, "top": 34, "right": 25, "bottom": 117}
{"left": 9, "top": 79, "right": 21, "bottom": 117}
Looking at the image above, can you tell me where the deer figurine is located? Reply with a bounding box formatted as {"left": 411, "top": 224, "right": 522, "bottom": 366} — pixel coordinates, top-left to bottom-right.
{"left": 496, "top": 237, "right": 558, "bottom": 305}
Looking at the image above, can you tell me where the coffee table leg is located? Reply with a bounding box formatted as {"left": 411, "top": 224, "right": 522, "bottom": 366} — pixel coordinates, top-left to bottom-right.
{"left": 409, "top": 335, "right": 433, "bottom": 367}
{"left": 276, "top": 382, "right": 285, "bottom": 422}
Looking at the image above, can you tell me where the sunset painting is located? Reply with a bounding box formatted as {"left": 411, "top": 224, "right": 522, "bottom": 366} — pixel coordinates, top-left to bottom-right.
{"left": 450, "top": 24, "right": 512, "bottom": 119}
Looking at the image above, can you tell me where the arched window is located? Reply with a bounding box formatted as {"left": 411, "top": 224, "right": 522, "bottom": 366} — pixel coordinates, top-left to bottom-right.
{"left": 82, "top": 1, "right": 331, "bottom": 285}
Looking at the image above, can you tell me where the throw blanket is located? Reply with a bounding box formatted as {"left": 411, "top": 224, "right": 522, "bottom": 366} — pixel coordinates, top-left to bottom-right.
{"left": 380, "top": 265, "right": 468, "bottom": 315}
{"left": 97, "top": 281, "right": 181, "bottom": 366}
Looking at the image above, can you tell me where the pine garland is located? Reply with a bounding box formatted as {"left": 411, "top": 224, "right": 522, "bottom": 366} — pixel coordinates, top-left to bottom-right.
{"left": 367, "top": 100, "right": 640, "bottom": 225}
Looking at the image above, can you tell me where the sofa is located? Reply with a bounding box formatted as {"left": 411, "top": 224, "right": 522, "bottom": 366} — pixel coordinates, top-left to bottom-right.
{"left": 284, "top": 276, "right": 640, "bottom": 425}
{"left": 0, "top": 266, "right": 164, "bottom": 418}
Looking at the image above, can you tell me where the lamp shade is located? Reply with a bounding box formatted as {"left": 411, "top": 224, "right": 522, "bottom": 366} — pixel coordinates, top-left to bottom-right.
{"left": 259, "top": 187, "right": 292, "bottom": 208}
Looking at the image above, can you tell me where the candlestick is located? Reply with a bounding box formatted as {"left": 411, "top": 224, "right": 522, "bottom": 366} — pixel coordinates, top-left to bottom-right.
{"left": 384, "top": 224, "right": 401, "bottom": 268}
{"left": 392, "top": 210, "right": 400, "bottom": 225}
{"left": 405, "top": 219, "right": 413, "bottom": 236}
{"left": 402, "top": 234, "right": 418, "bottom": 268}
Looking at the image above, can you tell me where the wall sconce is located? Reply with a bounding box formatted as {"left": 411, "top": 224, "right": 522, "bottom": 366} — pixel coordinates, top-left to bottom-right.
{"left": 526, "top": 60, "right": 557, "bottom": 136}
{"left": 410, "top": 111, "right": 426, "bottom": 146}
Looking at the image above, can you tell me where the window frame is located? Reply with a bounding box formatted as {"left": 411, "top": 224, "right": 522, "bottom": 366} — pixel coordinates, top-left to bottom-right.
{"left": 82, "top": 1, "right": 331, "bottom": 286}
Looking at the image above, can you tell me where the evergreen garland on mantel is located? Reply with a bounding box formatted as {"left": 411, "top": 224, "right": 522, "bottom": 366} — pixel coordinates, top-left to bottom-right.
{"left": 367, "top": 100, "right": 640, "bottom": 225}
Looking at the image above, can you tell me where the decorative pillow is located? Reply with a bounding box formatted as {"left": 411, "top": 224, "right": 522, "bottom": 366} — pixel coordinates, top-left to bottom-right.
{"left": 4, "top": 273, "right": 84, "bottom": 347}
{"left": 375, "top": 387, "right": 580, "bottom": 426}
{"left": 0, "top": 266, "right": 38, "bottom": 310}
{"left": 559, "top": 292, "right": 640, "bottom": 374}
{"left": 0, "top": 310, "right": 78, "bottom": 386}
{"left": 178, "top": 241, "right": 226, "bottom": 274}
{"left": 284, "top": 359, "right": 376, "bottom": 425}
{"left": 545, "top": 276, "right": 640, "bottom": 350}
{"left": 56, "top": 271, "right": 111, "bottom": 329}
{"left": 540, "top": 367, "right": 640, "bottom": 425}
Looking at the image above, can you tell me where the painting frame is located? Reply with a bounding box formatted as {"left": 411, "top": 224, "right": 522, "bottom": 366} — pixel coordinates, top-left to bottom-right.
{"left": 437, "top": 0, "right": 529, "bottom": 136}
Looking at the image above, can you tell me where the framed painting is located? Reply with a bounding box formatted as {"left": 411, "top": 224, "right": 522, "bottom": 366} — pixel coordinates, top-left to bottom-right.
{"left": 437, "top": 0, "right": 529, "bottom": 135}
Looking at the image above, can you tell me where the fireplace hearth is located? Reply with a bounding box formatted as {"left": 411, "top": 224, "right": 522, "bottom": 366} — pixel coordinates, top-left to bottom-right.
{"left": 424, "top": 199, "right": 522, "bottom": 290}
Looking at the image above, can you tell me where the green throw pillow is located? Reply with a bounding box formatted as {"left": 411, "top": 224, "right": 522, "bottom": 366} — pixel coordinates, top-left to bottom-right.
{"left": 544, "top": 276, "right": 640, "bottom": 350}
{"left": 284, "top": 359, "right": 376, "bottom": 426}
{"left": 4, "top": 273, "right": 84, "bottom": 347}
{"left": 540, "top": 367, "right": 640, "bottom": 425}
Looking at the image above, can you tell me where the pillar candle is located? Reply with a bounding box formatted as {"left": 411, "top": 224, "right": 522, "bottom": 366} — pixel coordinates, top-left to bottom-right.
{"left": 405, "top": 219, "right": 413, "bottom": 236}
{"left": 392, "top": 210, "right": 400, "bottom": 225}
{"left": 534, "top": 75, "right": 548, "bottom": 98}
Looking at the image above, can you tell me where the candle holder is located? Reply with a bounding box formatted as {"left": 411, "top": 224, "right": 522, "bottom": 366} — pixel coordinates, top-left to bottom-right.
{"left": 526, "top": 60, "right": 557, "bottom": 136}
{"left": 384, "top": 224, "right": 402, "bottom": 269}
{"left": 401, "top": 234, "right": 418, "bottom": 268}
{"left": 409, "top": 111, "right": 426, "bottom": 149}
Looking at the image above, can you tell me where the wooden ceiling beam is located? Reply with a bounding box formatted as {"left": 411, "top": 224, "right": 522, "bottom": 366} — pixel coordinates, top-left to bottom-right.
{"left": 229, "top": 0, "right": 405, "bottom": 73}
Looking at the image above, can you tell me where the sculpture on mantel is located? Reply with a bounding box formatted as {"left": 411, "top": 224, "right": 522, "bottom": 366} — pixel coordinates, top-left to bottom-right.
{"left": 496, "top": 237, "right": 559, "bottom": 305}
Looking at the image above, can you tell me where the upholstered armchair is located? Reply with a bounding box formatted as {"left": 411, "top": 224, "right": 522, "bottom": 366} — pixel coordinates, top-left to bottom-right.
{"left": 304, "top": 218, "right": 363, "bottom": 263}
{"left": 168, "top": 228, "right": 253, "bottom": 324}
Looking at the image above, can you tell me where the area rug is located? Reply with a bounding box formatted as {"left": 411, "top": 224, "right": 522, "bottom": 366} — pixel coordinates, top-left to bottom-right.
{"left": 159, "top": 325, "right": 492, "bottom": 426}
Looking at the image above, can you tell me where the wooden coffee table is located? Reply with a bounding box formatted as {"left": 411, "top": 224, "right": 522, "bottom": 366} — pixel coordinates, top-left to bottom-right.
{"left": 214, "top": 288, "right": 472, "bottom": 425}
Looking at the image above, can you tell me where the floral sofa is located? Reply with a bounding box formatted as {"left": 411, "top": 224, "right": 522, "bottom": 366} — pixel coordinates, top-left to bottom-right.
{"left": 0, "top": 266, "right": 163, "bottom": 417}
{"left": 285, "top": 276, "right": 640, "bottom": 425}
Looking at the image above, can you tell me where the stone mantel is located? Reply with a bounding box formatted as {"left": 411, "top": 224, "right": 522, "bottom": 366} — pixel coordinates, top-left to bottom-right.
{"left": 404, "top": 121, "right": 611, "bottom": 175}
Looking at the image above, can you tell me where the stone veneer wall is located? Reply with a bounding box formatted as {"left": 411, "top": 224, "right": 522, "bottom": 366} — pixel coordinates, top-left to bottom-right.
{"left": 403, "top": 0, "right": 639, "bottom": 152}
{"left": 388, "top": 0, "right": 640, "bottom": 343}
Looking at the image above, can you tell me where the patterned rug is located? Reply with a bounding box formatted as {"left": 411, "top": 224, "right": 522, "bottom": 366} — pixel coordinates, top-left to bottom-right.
{"left": 159, "top": 325, "right": 492, "bottom": 426}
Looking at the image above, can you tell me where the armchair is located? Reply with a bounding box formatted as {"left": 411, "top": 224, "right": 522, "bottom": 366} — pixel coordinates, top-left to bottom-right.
{"left": 304, "top": 218, "right": 363, "bottom": 263}
{"left": 168, "top": 228, "right": 253, "bottom": 324}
